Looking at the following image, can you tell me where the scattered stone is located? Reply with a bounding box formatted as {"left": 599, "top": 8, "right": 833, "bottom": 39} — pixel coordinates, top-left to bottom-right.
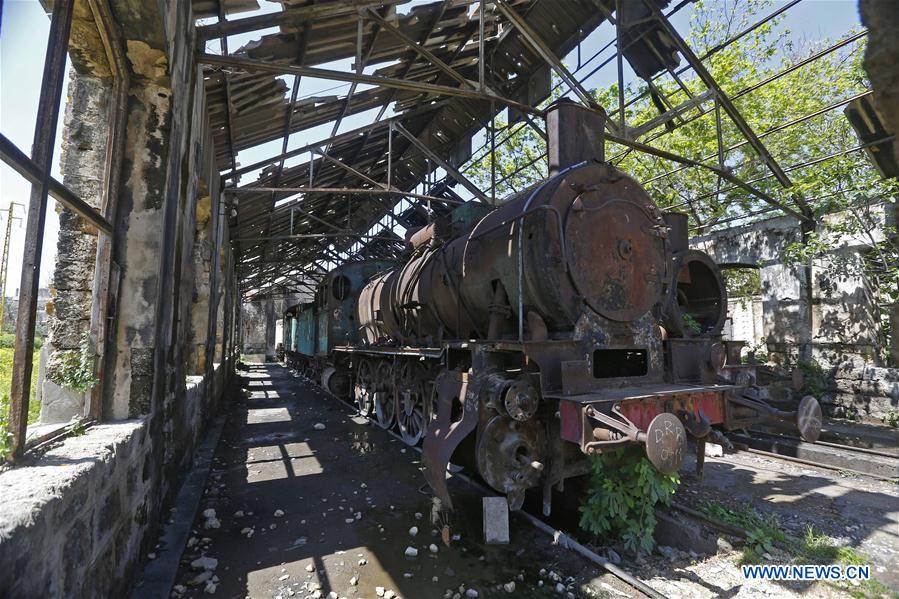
{"left": 274, "top": 509, "right": 285, "bottom": 517}
{"left": 358, "top": 559, "right": 368, "bottom": 566}
{"left": 328, "top": 593, "right": 338, "bottom": 599}
{"left": 404, "top": 546, "right": 419, "bottom": 558}
{"left": 311, "top": 591, "right": 322, "bottom": 599}
{"left": 349, "top": 576, "right": 358, "bottom": 586}
{"left": 384, "top": 591, "right": 396, "bottom": 599}
{"left": 313, "top": 423, "right": 327, "bottom": 430}
{"left": 705, "top": 442, "right": 724, "bottom": 457}
{"left": 376, "top": 587, "right": 386, "bottom": 597}
{"left": 203, "top": 581, "right": 217, "bottom": 594}
{"left": 148, "top": 553, "right": 157, "bottom": 560}
{"left": 187, "top": 537, "right": 199, "bottom": 548}
{"left": 657, "top": 545, "right": 678, "bottom": 561}
{"left": 717, "top": 538, "right": 733, "bottom": 553}
{"left": 204, "top": 517, "right": 221, "bottom": 529}
{"left": 202, "top": 509, "right": 216, "bottom": 519}
{"left": 465, "top": 590, "right": 478, "bottom": 598}
{"left": 279, "top": 574, "right": 290, "bottom": 581}
{"left": 429, "top": 544, "right": 439, "bottom": 554}
{"left": 432, "top": 577, "right": 439, "bottom": 582}
{"left": 234, "top": 510, "right": 244, "bottom": 518}
{"left": 188, "top": 571, "right": 212, "bottom": 586}
{"left": 414, "top": 512, "right": 423, "bottom": 520}
{"left": 305, "top": 564, "right": 316, "bottom": 572}
{"left": 555, "top": 582, "right": 565, "bottom": 594}
{"left": 345, "top": 518, "right": 355, "bottom": 524}
{"left": 191, "top": 557, "right": 219, "bottom": 571}
{"left": 503, "top": 582, "right": 516, "bottom": 593}
{"left": 173, "top": 585, "right": 186, "bottom": 594}
{"left": 409, "top": 526, "right": 419, "bottom": 537}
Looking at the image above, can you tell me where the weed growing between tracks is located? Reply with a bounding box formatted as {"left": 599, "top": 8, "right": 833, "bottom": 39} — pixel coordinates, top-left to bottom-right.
{"left": 579, "top": 447, "right": 679, "bottom": 553}
{"left": 698, "top": 500, "right": 895, "bottom": 598}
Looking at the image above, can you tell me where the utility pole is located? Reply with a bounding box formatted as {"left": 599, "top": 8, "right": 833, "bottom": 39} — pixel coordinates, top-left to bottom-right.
{"left": 0, "top": 202, "right": 24, "bottom": 333}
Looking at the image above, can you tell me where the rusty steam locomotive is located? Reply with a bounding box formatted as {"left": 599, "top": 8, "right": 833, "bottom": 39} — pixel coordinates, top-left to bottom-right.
{"left": 283, "top": 101, "right": 822, "bottom": 514}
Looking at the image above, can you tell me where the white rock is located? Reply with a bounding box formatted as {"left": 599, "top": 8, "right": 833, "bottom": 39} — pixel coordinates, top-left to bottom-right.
{"left": 555, "top": 582, "right": 565, "bottom": 594}
{"left": 148, "top": 553, "right": 157, "bottom": 560}
{"left": 191, "top": 557, "right": 219, "bottom": 571}
{"left": 274, "top": 509, "right": 285, "bottom": 517}
{"left": 376, "top": 587, "right": 386, "bottom": 597}
{"left": 409, "top": 526, "right": 419, "bottom": 537}
{"left": 187, "top": 537, "right": 199, "bottom": 548}
{"left": 404, "top": 546, "right": 419, "bottom": 558}
{"left": 204, "top": 517, "right": 221, "bottom": 529}
{"left": 345, "top": 518, "right": 355, "bottom": 524}
{"left": 349, "top": 576, "right": 358, "bottom": 586}
{"left": 414, "top": 512, "right": 423, "bottom": 520}
{"left": 279, "top": 574, "right": 290, "bottom": 581}
{"left": 385, "top": 592, "right": 396, "bottom": 599}
{"left": 358, "top": 559, "right": 368, "bottom": 566}
{"left": 465, "top": 590, "right": 478, "bottom": 598}
{"left": 305, "top": 564, "right": 316, "bottom": 572}
{"left": 503, "top": 582, "right": 516, "bottom": 593}
{"left": 705, "top": 442, "right": 724, "bottom": 457}
{"left": 202, "top": 509, "right": 216, "bottom": 519}
{"left": 328, "top": 593, "right": 338, "bottom": 599}
{"left": 311, "top": 591, "right": 322, "bottom": 599}
{"left": 203, "top": 581, "right": 218, "bottom": 594}
{"left": 234, "top": 510, "right": 245, "bottom": 518}
{"left": 173, "top": 584, "right": 187, "bottom": 594}
{"left": 313, "top": 423, "right": 327, "bottom": 430}
{"left": 189, "top": 571, "right": 212, "bottom": 586}
{"left": 429, "top": 544, "right": 439, "bottom": 554}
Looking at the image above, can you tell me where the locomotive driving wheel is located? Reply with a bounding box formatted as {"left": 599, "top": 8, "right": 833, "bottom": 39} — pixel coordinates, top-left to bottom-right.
{"left": 396, "top": 361, "right": 427, "bottom": 446}
{"left": 354, "top": 358, "right": 375, "bottom": 416}
{"left": 373, "top": 361, "right": 396, "bottom": 430}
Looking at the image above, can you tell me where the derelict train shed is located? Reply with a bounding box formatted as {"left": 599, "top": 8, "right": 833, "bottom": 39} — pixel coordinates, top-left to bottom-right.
{"left": 0, "top": 0, "right": 897, "bottom": 598}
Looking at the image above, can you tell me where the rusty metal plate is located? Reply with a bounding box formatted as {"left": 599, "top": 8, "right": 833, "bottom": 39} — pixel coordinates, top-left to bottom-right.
{"left": 565, "top": 196, "right": 665, "bottom": 321}
{"left": 797, "top": 395, "right": 822, "bottom": 443}
{"left": 644, "top": 413, "right": 686, "bottom": 474}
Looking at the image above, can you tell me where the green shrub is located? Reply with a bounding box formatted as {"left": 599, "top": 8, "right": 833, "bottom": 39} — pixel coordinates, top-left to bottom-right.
{"left": 48, "top": 333, "right": 99, "bottom": 393}
{"left": 579, "top": 447, "right": 679, "bottom": 553}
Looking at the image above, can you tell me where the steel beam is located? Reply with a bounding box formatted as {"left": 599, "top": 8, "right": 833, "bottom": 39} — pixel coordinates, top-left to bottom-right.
{"left": 0, "top": 134, "right": 113, "bottom": 234}
{"left": 9, "top": 0, "right": 74, "bottom": 458}
{"left": 197, "top": 1, "right": 398, "bottom": 40}
{"left": 364, "top": 8, "right": 472, "bottom": 89}
{"left": 493, "top": 0, "right": 601, "bottom": 111}
{"left": 605, "top": 132, "right": 811, "bottom": 223}
{"left": 197, "top": 54, "right": 539, "bottom": 116}
{"left": 645, "top": 0, "right": 792, "bottom": 188}
{"left": 393, "top": 123, "right": 490, "bottom": 203}
{"left": 225, "top": 186, "right": 463, "bottom": 205}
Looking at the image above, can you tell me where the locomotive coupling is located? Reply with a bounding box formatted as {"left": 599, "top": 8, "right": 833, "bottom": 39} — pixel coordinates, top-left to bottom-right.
{"left": 726, "top": 391, "right": 823, "bottom": 443}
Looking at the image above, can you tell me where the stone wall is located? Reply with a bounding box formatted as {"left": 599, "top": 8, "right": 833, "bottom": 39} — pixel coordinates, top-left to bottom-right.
{"left": 0, "top": 363, "right": 227, "bottom": 598}
{"left": 0, "top": 0, "right": 238, "bottom": 597}
{"left": 693, "top": 211, "right": 898, "bottom": 419}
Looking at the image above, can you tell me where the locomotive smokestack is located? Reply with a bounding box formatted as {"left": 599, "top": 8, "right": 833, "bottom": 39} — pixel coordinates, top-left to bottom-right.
{"left": 546, "top": 99, "right": 607, "bottom": 176}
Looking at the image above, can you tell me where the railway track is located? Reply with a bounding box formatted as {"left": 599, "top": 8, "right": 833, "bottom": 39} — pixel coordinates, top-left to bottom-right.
{"left": 295, "top": 371, "right": 665, "bottom": 599}
{"left": 724, "top": 429, "right": 899, "bottom": 481}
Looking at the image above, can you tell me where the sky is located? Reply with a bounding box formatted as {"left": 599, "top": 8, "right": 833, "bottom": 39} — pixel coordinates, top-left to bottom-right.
{"left": 0, "top": 0, "right": 863, "bottom": 297}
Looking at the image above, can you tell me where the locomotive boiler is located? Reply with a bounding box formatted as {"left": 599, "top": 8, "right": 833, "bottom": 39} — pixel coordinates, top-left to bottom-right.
{"left": 283, "top": 100, "right": 822, "bottom": 515}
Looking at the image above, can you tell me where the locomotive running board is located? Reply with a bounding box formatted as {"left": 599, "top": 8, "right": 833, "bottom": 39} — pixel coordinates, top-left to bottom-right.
{"left": 422, "top": 371, "right": 475, "bottom": 511}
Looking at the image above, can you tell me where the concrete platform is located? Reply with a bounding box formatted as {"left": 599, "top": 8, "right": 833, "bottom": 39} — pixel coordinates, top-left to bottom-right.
{"left": 162, "top": 364, "right": 638, "bottom": 599}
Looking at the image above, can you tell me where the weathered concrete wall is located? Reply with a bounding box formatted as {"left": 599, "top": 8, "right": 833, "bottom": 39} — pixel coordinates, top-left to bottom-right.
{"left": 0, "top": 0, "right": 239, "bottom": 597}
{"left": 693, "top": 211, "right": 898, "bottom": 419}
{"left": 241, "top": 297, "right": 276, "bottom": 358}
{"left": 722, "top": 296, "right": 764, "bottom": 349}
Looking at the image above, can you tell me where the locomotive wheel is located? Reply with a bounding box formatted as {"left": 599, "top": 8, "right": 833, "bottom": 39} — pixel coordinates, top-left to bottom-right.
{"left": 397, "top": 361, "right": 427, "bottom": 446}
{"left": 354, "top": 359, "right": 375, "bottom": 417}
{"left": 373, "top": 361, "right": 396, "bottom": 430}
